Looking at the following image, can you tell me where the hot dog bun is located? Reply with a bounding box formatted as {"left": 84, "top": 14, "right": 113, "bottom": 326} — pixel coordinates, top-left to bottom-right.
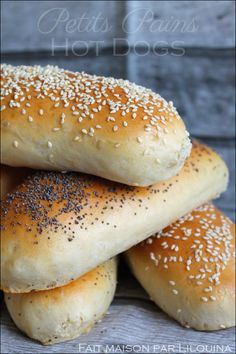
{"left": 1, "top": 64, "right": 191, "bottom": 186}
{"left": 1, "top": 141, "right": 228, "bottom": 293}
{"left": 126, "top": 204, "right": 235, "bottom": 331}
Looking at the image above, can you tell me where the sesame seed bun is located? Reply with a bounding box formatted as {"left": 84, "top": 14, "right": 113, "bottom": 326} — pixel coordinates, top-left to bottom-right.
{"left": 0, "top": 64, "right": 191, "bottom": 186}
{"left": 126, "top": 204, "right": 235, "bottom": 331}
{"left": 0, "top": 141, "right": 228, "bottom": 293}
{"left": 4, "top": 258, "right": 117, "bottom": 345}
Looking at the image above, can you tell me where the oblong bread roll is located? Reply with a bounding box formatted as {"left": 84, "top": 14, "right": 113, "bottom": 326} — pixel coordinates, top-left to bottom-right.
{"left": 4, "top": 258, "right": 117, "bottom": 345}
{"left": 0, "top": 165, "right": 30, "bottom": 198}
{"left": 0, "top": 64, "right": 191, "bottom": 186}
{"left": 1, "top": 141, "right": 228, "bottom": 293}
{"left": 126, "top": 204, "right": 235, "bottom": 331}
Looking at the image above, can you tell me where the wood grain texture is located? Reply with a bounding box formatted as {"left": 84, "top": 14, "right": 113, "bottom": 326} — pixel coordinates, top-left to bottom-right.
{"left": 1, "top": 1, "right": 235, "bottom": 52}
{"left": 127, "top": 51, "right": 235, "bottom": 138}
{"left": 1, "top": 0, "right": 126, "bottom": 52}
{"left": 126, "top": 1, "right": 235, "bottom": 48}
{"left": 201, "top": 140, "right": 235, "bottom": 221}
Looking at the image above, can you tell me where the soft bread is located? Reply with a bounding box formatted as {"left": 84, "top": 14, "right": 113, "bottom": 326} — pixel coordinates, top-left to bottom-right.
{"left": 0, "top": 165, "right": 30, "bottom": 198}
{"left": 0, "top": 64, "right": 191, "bottom": 186}
{"left": 126, "top": 204, "right": 235, "bottom": 331}
{"left": 4, "top": 258, "right": 117, "bottom": 345}
{"left": 1, "top": 141, "right": 228, "bottom": 293}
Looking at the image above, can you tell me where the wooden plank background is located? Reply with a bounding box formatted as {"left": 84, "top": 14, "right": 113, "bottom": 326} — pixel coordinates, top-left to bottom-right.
{"left": 1, "top": 1, "right": 235, "bottom": 353}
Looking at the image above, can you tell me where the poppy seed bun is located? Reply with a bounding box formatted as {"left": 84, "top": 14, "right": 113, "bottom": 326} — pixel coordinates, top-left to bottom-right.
{"left": 4, "top": 258, "right": 117, "bottom": 345}
{"left": 1, "top": 141, "right": 228, "bottom": 293}
{"left": 126, "top": 204, "right": 235, "bottom": 331}
{"left": 0, "top": 64, "right": 191, "bottom": 186}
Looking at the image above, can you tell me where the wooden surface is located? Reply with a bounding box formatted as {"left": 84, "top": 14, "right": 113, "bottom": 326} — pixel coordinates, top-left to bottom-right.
{"left": 1, "top": 1, "right": 235, "bottom": 353}
{"left": 1, "top": 1, "right": 235, "bottom": 51}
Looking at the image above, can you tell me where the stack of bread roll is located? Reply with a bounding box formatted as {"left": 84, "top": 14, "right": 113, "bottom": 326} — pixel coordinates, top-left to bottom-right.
{"left": 1, "top": 64, "right": 235, "bottom": 345}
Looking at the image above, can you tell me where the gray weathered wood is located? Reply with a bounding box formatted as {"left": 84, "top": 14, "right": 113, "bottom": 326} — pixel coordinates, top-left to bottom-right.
{"left": 127, "top": 51, "right": 235, "bottom": 138}
{"left": 1, "top": 1, "right": 235, "bottom": 52}
{"left": 126, "top": 1, "right": 235, "bottom": 48}
{"left": 200, "top": 140, "right": 235, "bottom": 220}
{"left": 1, "top": 1, "right": 126, "bottom": 53}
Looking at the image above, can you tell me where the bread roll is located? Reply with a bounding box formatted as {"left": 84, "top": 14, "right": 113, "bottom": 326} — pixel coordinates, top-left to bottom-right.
{"left": 5, "top": 258, "right": 117, "bottom": 345}
{"left": 0, "top": 64, "right": 191, "bottom": 186}
{"left": 1, "top": 141, "right": 228, "bottom": 293}
{"left": 126, "top": 204, "right": 235, "bottom": 330}
{"left": 0, "top": 164, "right": 30, "bottom": 198}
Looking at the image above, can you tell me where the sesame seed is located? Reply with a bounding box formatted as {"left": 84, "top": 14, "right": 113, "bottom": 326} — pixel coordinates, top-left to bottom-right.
{"left": 39, "top": 109, "right": 44, "bottom": 116}
{"left": 47, "top": 141, "right": 53, "bottom": 148}
{"left": 28, "top": 116, "right": 33, "bottom": 122}
{"left": 0, "top": 105, "right": 6, "bottom": 111}
{"left": 113, "top": 125, "right": 118, "bottom": 132}
{"left": 136, "top": 137, "right": 143, "bottom": 144}
{"left": 96, "top": 125, "right": 102, "bottom": 129}
{"left": 21, "top": 109, "right": 26, "bottom": 115}
{"left": 82, "top": 129, "right": 88, "bottom": 135}
{"left": 169, "top": 281, "right": 176, "bottom": 286}
{"left": 201, "top": 297, "right": 208, "bottom": 302}
{"left": 107, "top": 116, "right": 115, "bottom": 122}
{"left": 123, "top": 121, "right": 128, "bottom": 127}
{"left": 204, "top": 286, "right": 212, "bottom": 292}
{"left": 145, "top": 127, "right": 152, "bottom": 132}
{"left": 13, "top": 140, "right": 19, "bottom": 148}
{"left": 172, "top": 289, "right": 178, "bottom": 295}
{"left": 74, "top": 136, "right": 80, "bottom": 141}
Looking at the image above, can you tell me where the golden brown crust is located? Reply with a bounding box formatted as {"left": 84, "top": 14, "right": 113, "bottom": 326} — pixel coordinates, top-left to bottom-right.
{"left": 0, "top": 64, "right": 184, "bottom": 140}
{"left": 126, "top": 204, "right": 235, "bottom": 330}
{"left": 1, "top": 141, "right": 229, "bottom": 293}
{"left": 0, "top": 64, "right": 191, "bottom": 186}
